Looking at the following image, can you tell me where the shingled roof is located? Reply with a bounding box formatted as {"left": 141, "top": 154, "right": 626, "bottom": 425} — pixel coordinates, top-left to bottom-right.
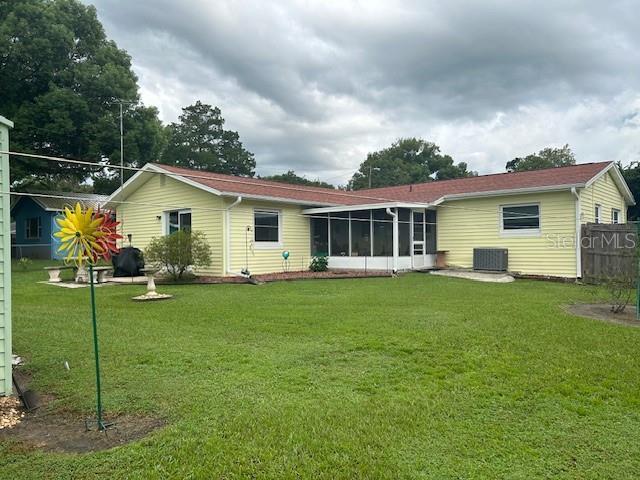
{"left": 152, "top": 164, "right": 396, "bottom": 206}
{"left": 147, "top": 161, "right": 627, "bottom": 207}
{"left": 355, "top": 161, "right": 618, "bottom": 203}
{"left": 14, "top": 192, "right": 109, "bottom": 212}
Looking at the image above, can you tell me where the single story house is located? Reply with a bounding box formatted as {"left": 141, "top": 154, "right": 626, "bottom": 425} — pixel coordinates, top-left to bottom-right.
{"left": 11, "top": 192, "right": 108, "bottom": 260}
{"left": 107, "top": 161, "right": 634, "bottom": 279}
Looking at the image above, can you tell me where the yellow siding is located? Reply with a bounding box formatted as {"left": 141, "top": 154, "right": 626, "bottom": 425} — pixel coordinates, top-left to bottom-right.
{"left": 579, "top": 171, "right": 627, "bottom": 224}
{"left": 116, "top": 173, "right": 225, "bottom": 276}
{"left": 437, "top": 191, "right": 578, "bottom": 278}
{"left": 227, "top": 199, "right": 311, "bottom": 275}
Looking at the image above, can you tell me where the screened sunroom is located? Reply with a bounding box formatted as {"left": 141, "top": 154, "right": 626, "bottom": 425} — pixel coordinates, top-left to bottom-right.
{"left": 303, "top": 203, "right": 437, "bottom": 272}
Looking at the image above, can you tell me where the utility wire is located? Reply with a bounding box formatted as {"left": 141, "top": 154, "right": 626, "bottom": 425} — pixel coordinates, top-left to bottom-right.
{"left": 1, "top": 151, "right": 396, "bottom": 204}
{"left": 1, "top": 150, "right": 611, "bottom": 221}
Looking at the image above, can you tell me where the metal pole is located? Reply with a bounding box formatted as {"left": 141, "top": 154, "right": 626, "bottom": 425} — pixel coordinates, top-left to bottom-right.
{"left": 88, "top": 264, "right": 105, "bottom": 430}
{"left": 634, "top": 223, "right": 640, "bottom": 320}
{"left": 119, "top": 102, "right": 125, "bottom": 248}
{"left": 119, "top": 102, "right": 124, "bottom": 189}
{"left": 368, "top": 164, "right": 372, "bottom": 189}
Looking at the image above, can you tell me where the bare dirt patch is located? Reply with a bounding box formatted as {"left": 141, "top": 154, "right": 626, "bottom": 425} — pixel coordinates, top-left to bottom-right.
{"left": 0, "top": 370, "right": 164, "bottom": 453}
{"left": 565, "top": 303, "right": 640, "bottom": 327}
{"left": 0, "top": 407, "right": 165, "bottom": 453}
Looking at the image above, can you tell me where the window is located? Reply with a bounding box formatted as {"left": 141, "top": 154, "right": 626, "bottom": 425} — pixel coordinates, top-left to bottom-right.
{"left": 25, "top": 217, "right": 41, "bottom": 239}
{"left": 612, "top": 208, "right": 621, "bottom": 224}
{"left": 329, "top": 212, "right": 349, "bottom": 256}
{"left": 254, "top": 209, "right": 280, "bottom": 243}
{"left": 425, "top": 210, "right": 437, "bottom": 254}
{"left": 595, "top": 204, "right": 602, "bottom": 224}
{"left": 350, "top": 210, "right": 371, "bottom": 257}
{"left": 373, "top": 209, "right": 393, "bottom": 256}
{"left": 501, "top": 204, "right": 540, "bottom": 234}
{"left": 398, "top": 208, "right": 411, "bottom": 256}
{"left": 311, "top": 215, "right": 328, "bottom": 256}
{"left": 166, "top": 209, "right": 191, "bottom": 234}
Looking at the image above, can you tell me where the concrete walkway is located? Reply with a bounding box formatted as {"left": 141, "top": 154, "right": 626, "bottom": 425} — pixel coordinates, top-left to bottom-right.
{"left": 430, "top": 269, "right": 515, "bottom": 283}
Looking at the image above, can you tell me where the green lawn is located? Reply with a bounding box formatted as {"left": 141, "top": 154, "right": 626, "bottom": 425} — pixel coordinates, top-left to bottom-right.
{"left": 2, "top": 261, "right": 640, "bottom": 479}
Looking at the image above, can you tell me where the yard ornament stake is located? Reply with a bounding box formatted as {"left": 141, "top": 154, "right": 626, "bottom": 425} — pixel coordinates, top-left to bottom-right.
{"left": 54, "top": 203, "right": 121, "bottom": 431}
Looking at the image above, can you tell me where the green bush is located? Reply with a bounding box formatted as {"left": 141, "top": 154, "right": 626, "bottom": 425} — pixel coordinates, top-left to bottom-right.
{"left": 309, "top": 255, "right": 329, "bottom": 272}
{"left": 145, "top": 230, "right": 212, "bottom": 280}
{"left": 17, "top": 257, "right": 33, "bottom": 271}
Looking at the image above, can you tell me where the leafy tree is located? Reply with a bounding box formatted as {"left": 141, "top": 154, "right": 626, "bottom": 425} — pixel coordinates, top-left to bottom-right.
{"left": 620, "top": 162, "right": 640, "bottom": 220}
{"left": 160, "top": 101, "right": 255, "bottom": 176}
{"left": 262, "top": 170, "right": 335, "bottom": 189}
{"left": 348, "top": 138, "right": 476, "bottom": 190}
{"left": 0, "top": 0, "right": 165, "bottom": 187}
{"left": 145, "top": 230, "right": 212, "bottom": 281}
{"left": 506, "top": 144, "right": 576, "bottom": 172}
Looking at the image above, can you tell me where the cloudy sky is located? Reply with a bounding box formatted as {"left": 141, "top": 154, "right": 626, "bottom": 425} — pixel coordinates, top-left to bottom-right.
{"left": 88, "top": 0, "right": 640, "bottom": 184}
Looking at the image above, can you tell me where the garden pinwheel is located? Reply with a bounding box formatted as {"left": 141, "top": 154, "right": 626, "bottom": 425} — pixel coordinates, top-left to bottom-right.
{"left": 54, "top": 202, "right": 121, "bottom": 431}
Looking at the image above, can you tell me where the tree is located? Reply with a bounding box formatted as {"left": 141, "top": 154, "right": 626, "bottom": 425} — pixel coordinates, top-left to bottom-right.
{"left": 160, "top": 101, "right": 255, "bottom": 176}
{"left": 506, "top": 144, "right": 576, "bottom": 172}
{"left": 348, "top": 138, "right": 476, "bottom": 190}
{"left": 145, "top": 230, "right": 212, "bottom": 281}
{"left": 262, "top": 170, "right": 335, "bottom": 189}
{"left": 0, "top": 0, "right": 165, "bottom": 187}
{"left": 620, "top": 162, "right": 640, "bottom": 220}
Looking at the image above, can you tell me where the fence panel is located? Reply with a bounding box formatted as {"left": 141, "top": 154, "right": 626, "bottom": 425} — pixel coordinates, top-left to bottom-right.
{"left": 581, "top": 223, "right": 638, "bottom": 284}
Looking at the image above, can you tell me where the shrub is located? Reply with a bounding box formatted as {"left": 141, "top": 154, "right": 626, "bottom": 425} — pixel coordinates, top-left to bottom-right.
{"left": 309, "top": 255, "right": 328, "bottom": 272}
{"left": 145, "top": 230, "right": 212, "bottom": 281}
{"left": 597, "top": 271, "right": 636, "bottom": 314}
{"left": 18, "top": 257, "right": 33, "bottom": 271}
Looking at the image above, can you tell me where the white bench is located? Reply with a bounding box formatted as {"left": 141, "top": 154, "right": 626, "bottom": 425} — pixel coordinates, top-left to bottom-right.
{"left": 44, "top": 265, "right": 75, "bottom": 283}
{"left": 76, "top": 266, "right": 113, "bottom": 284}
{"left": 93, "top": 266, "right": 113, "bottom": 284}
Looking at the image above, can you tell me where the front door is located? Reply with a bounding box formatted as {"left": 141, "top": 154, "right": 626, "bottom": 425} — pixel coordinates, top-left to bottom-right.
{"left": 412, "top": 210, "right": 426, "bottom": 269}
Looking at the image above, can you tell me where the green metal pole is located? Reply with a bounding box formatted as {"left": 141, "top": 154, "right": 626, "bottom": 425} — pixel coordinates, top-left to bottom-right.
{"left": 88, "top": 264, "right": 104, "bottom": 430}
{"left": 634, "top": 219, "right": 640, "bottom": 320}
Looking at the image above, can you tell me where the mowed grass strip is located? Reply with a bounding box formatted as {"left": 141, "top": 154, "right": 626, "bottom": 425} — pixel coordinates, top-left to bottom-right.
{"left": 2, "top": 261, "right": 640, "bottom": 479}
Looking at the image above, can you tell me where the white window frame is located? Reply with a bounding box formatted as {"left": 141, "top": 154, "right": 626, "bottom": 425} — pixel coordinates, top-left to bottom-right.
{"left": 612, "top": 208, "right": 621, "bottom": 224}
{"left": 499, "top": 203, "right": 541, "bottom": 237}
{"left": 163, "top": 209, "right": 191, "bottom": 235}
{"left": 595, "top": 204, "right": 602, "bottom": 224}
{"left": 253, "top": 208, "right": 282, "bottom": 248}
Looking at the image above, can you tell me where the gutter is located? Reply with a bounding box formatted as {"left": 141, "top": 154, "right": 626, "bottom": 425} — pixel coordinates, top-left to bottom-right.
{"left": 571, "top": 187, "right": 582, "bottom": 279}
{"left": 385, "top": 207, "right": 399, "bottom": 273}
{"left": 225, "top": 196, "right": 249, "bottom": 277}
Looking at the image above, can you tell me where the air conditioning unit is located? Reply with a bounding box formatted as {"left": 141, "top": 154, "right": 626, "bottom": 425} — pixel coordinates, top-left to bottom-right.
{"left": 473, "top": 248, "right": 508, "bottom": 272}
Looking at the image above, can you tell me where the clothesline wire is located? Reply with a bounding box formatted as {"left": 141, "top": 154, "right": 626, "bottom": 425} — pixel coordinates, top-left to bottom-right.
{"left": 5, "top": 191, "right": 591, "bottom": 229}
{"left": 0, "top": 150, "right": 395, "bottom": 203}
{"left": 0, "top": 149, "right": 605, "bottom": 222}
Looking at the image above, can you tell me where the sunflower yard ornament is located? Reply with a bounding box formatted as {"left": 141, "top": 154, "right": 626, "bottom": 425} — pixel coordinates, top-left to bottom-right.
{"left": 54, "top": 203, "right": 121, "bottom": 431}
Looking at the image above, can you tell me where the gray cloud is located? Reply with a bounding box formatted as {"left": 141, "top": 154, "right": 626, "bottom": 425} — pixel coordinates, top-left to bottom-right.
{"left": 88, "top": 0, "right": 640, "bottom": 183}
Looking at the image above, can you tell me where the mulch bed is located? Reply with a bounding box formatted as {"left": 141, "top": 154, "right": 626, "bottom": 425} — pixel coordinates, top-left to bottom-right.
{"left": 565, "top": 303, "right": 640, "bottom": 327}
{"left": 0, "top": 369, "right": 164, "bottom": 453}
{"left": 196, "top": 269, "right": 393, "bottom": 284}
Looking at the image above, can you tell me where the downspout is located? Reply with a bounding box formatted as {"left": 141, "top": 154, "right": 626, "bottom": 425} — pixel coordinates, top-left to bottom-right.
{"left": 386, "top": 207, "right": 399, "bottom": 274}
{"left": 225, "top": 196, "right": 248, "bottom": 277}
{"left": 571, "top": 187, "right": 582, "bottom": 279}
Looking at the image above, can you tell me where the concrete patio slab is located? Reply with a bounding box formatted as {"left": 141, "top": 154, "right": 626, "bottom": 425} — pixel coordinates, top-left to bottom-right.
{"left": 429, "top": 270, "right": 515, "bottom": 283}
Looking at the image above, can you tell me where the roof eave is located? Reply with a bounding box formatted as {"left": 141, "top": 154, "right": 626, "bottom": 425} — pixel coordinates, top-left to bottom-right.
{"left": 432, "top": 183, "right": 586, "bottom": 204}
{"left": 302, "top": 201, "right": 433, "bottom": 215}
{"left": 584, "top": 162, "right": 635, "bottom": 205}
{"left": 0, "top": 115, "right": 14, "bottom": 128}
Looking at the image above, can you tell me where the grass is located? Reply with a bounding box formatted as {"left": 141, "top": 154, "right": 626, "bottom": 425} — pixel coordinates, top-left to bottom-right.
{"left": 2, "top": 261, "right": 640, "bottom": 478}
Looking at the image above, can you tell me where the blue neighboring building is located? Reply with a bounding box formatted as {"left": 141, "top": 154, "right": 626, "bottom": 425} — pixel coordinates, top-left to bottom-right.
{"left": 11, "top": 192, "right": 108, "bottom": 260}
